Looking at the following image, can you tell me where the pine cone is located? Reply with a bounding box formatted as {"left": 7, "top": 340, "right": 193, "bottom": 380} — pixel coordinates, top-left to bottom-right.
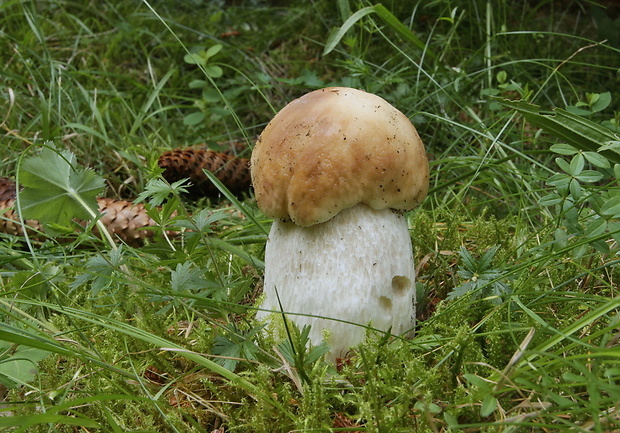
{"left": 0, "top": 199, "right": 43, "bottom": 238}
{"left": 0, "top": 177, "right": 172, "bottom": 245}
{"left": 158, "top": 148, "right": 251, "bottom": 198}
{"left": 0, "top": 177, "right": 18, "bottom": 202}
{"left": 95, "top": 197, "right": 169, "bottom": 246}
{"left": 0, "top": 177, "right": 41, "bottom": 237}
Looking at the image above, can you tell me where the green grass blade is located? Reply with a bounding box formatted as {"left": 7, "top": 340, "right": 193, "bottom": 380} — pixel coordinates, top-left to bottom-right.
{"left": 4, "top": 299, "right": 294, "bottom": 421}
{"left": 4, "top": 394, "right": 154, "bottom": 432}
{"left": 515, "top": 295, "right": 620, "bottom": 364}
{"left": 0, "top": 325, "right": 73, "bottom": 357}
{"left": 202, "top": 168, "right": 269, "bottom": 236}
{"left": 0, "top": 414, "right": 100, "bottom": 430}
{"left": 323, "top": 4, "right": 435, "bottom": 60}
{"left": 496, "top": 98, "right": 620, "bottom": 163}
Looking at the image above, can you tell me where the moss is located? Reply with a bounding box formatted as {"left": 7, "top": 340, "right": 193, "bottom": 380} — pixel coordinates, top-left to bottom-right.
{"left": 226, "top": 366, "right": 297, "bottom": 431}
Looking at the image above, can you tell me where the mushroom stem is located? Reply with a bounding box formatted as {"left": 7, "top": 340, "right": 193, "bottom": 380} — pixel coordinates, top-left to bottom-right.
{"left": 256, "top": 203, "right": 416, "bottom": 360}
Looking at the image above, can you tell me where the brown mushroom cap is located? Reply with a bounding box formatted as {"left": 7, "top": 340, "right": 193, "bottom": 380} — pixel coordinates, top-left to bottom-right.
{"left": 251, "top": 87, "right": 429, "bottom": 227}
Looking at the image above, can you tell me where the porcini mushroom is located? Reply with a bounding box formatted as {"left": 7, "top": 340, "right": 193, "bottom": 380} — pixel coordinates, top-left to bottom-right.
{"left": 252, "top": 87, "right": 429, "bottom": 360}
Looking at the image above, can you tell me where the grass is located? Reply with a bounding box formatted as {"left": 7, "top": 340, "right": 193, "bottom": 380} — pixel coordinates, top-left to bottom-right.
{"left": 1, "top": 0, "right": 620, "bottom": 431}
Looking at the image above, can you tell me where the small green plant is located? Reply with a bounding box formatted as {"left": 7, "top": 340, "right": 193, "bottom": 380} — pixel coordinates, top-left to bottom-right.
{"left": 183, "top": 44, "right": 225, "bottom": 126}
{"left": 447, "top": 245, "right": 512, "bottom": 304}
{"left": 0, "top": 337, "right": 51, "bottom": 389}
{"left": 276, "top": 322, "right": 330, "bottom": 384}
{"left": 566, "top": 91, "right": 612, "bottom": 116}
{"left": 211, "top": 323, "right": 265, "bottom": 371}
{"left": 17, "top": 145, "right": 104, "bottom": 232}
{"left": 70, "top": 247, "right": 128, "bottom": 298}
{"left": 542, "top": 142, "right": 619, "bottom": 254}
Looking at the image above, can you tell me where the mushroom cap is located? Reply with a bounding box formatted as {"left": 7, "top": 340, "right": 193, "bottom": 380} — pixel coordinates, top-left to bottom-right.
{"left": 251, "top": 87, "right": 429, "bottom": 227}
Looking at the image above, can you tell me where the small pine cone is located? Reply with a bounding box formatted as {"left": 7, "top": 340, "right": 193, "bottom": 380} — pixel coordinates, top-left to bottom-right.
{"left": 0, "top": 178, "right": 42, "bottom": 237}
{"left": 0, "top": 177, "right": 174, "bottom": 245}
{"left": 0, "top": 177, "right": 18, "bottom": 202}
{"left": 0, "top": 197, "right": 44, "bottom": 238}
{"left": 95, "top": 197, "right": 168, "bottom": 246}
{"left": 158, "top": 148, "right": 251, "bottom": 198}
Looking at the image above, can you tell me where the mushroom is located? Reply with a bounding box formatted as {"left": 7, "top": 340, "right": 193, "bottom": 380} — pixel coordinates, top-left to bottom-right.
{"left": 252, "top": 87, "right": 429, "bottom": 360}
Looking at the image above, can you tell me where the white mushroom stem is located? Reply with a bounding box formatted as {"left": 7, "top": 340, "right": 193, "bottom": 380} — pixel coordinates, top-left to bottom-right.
{"left": 256, "top": 203, "right": 416, "bottom": 360}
